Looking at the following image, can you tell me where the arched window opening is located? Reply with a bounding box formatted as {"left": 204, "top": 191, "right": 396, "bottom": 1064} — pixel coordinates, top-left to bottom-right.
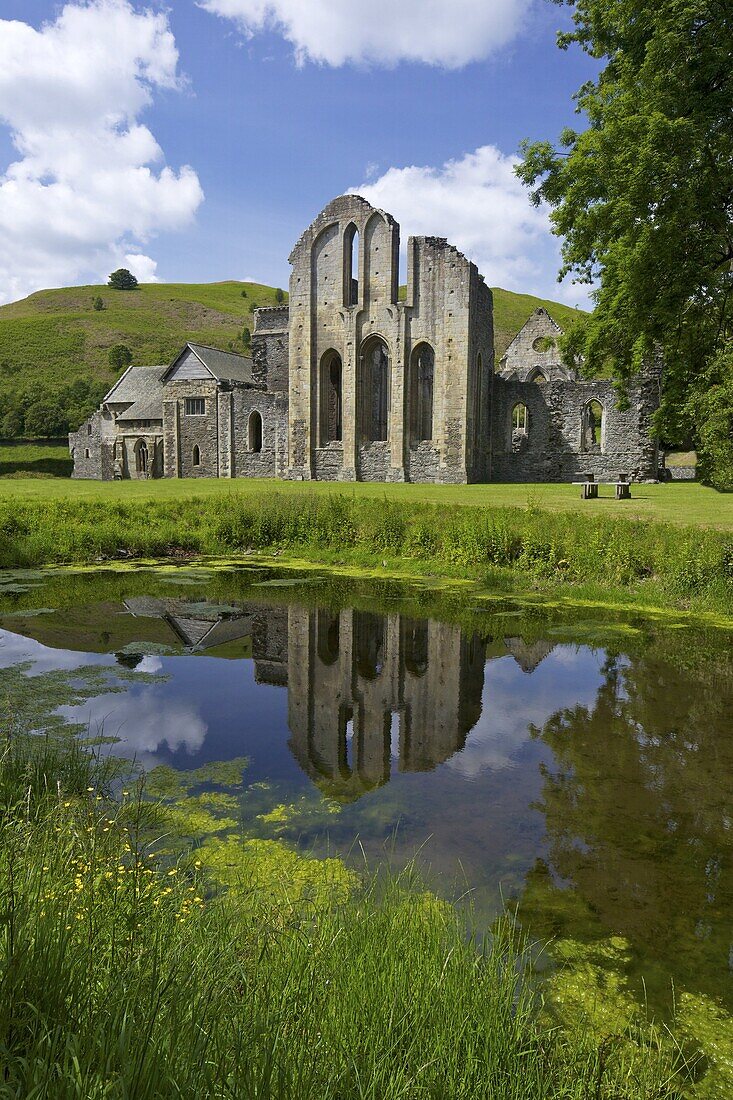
{"left": 473, "top": 352, "right": 483, "bottom": 458}
{"left": 360, "top": 337, "right": 389, "bottom": 442}
{"left": 403, "top": 619, "right": 429, "bottom": 677}
{"left": 135, "top": 439, "right": 148, "bottom": 474}
{"left": 192, "top": 445, "right": 201, "bottom": 467}
{"left": 531, "top": 370, "right": 547, "bottom": 384}
{"left": 511, "top": 403, "right": 529, "bottom": 453}
{"left": 317, "top": 610, "right": 340, "bottom": 665}
{"left": 582, "top": 400, "right": 604, "bottom": 452}
{"left": 320, "top": 351, "right": 343, "bottom": 444}
{"left": 355, "top": 611, "right": 385, "bottom": 680}
{"left": 344, "top": 223, "right": 359, "bottom": 306}
{"left": 248, "top": 410, "right": 263, "bottom": 453}
{"left": 409, "top": 343, "right": 434, "bottom": 443}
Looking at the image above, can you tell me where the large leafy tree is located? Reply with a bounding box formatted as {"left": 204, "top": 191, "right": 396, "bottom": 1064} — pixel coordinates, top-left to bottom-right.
{"left": 518, "top": 0, "right": 733, "bottom": 487}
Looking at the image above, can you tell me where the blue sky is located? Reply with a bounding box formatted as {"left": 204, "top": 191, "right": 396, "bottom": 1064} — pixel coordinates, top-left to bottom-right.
{"left": 0, "top": 0, "right": 597, "bottom": 305}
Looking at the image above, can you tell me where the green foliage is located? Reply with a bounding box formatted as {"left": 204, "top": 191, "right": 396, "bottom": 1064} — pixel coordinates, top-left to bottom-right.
{"left": 107, "top": 267, "right": 139, "bottom": 290}
{"left": 517, "top": 0, "right": 733, "bottom": 484}
{"left": 242, "top": 325, "right": 251, "bottom": 351}
{"left": 240, "top": 288, "right": 247, "bottom": 298}
{"left": 0, "top": 490, "right": 731, "bottom": 612}
{"left": 0, "top": 732, "right": 688, "bottom": 1098}
{"left": 108, "top": 343, "right": 133, "bottom": 372}
{"left": 0, "top": 377, "right": 108, "bottom": 439}
{"left": 688, "top": 348, "right": 733, "bottom": 491}
{"left": 275, "top": 287, "right": 284, "bottom": 304}
{"left": 92, "top": 296, "right": 104, "bottom": 312}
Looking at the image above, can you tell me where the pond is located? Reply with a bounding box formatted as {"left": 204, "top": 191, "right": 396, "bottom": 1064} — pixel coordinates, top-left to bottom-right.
{"left": 1, "top": 562, "right": 732, "bottom": 1031}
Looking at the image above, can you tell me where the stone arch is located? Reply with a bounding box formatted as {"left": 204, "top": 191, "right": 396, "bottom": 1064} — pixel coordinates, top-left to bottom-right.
{"left": 359, "top": 335, "right": 390, "bottom": 442}
{"left": 363, "top": 210, "right": 395, "bottom": 304}
{"left": 192, "top": 444, "right": 201, "bottom": 467}
{"left": 409, "top": 342, "right": 434, "bottom": 443}
{"left": 312, "top": 222, "right": 340, "bottom": 309}
{"left": 248, "top": 410, "right": 263, "bottom": 453}
{"left": 511, "top": 403, "right": 529, "bottom": 452}
{"left": 529, "top": 369, "right": 547, "bottom": 384}
{"left": 581, "top": 399, "right": 604, "bottom": 452}
{"left": 319, "top": 350, "right": 343, "bottom": 444}
{"left": 134, "top": 438, "right": 148, "bottom": 475}
{"left": 343, "top": 222, "right": 359, "bottom": 306}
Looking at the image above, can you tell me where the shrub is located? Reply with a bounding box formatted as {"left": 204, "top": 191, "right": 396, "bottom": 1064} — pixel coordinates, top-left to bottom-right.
{"left": 107, "top": 268, "right": 139, "bottom": 290}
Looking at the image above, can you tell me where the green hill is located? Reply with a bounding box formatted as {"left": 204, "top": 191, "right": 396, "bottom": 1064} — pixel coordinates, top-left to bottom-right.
{"left": 0, "top": 280, "right": 585, "bottom": 437}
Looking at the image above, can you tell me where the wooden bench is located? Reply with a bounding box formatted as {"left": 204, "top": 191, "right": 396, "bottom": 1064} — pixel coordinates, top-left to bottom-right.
{"left": 572, "top": 476, "right": 632, "bottom": 500}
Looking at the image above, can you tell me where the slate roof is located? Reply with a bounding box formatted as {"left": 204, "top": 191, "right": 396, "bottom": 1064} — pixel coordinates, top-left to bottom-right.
{"left": 163, "top": 343, "right": 255, "bottom": 385}
{"left": 104, "top": 365, "right": 165, "bottom": 421}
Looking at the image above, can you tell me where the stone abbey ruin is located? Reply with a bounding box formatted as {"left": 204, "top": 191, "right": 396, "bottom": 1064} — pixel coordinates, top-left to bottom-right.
{"left": 70, "top": 194, "right": 661, "bottom": 483}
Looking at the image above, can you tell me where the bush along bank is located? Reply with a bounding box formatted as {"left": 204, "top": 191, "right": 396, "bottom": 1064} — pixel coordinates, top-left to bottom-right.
{"left": 0, "top": 491, "right": 732, "bottom": 613}
{"left": 0, "top": 730, "right": 690, "bottom": 1099}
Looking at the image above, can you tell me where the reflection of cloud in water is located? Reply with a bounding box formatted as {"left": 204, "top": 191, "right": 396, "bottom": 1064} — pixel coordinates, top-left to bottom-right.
{"left": 0, "top": 629, "right": 110, "bottom": 674}
{"left": 60, "top": 689, "right": 207, "bottom": 763}
{"left": 448, "top": 646, "right": 605, "bottom": 777}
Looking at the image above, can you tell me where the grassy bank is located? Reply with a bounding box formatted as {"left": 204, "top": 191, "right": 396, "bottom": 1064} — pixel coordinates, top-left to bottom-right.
{"left": 0, "top": 475, "right": 730, "bottom": 530}
{"left": 0, "top": 488, "right": 732, "bottom": 614}
{"left": 0, "top": 731, "right": 687, "bottom": 1098}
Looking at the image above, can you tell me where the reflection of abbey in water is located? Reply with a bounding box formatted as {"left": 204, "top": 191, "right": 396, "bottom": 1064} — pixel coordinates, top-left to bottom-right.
{"left": 121, "top": 598, "right": 485, "bottom": 797}
{"left": 117, "top": 597, "right": 558, "bottom": 800}
{"left": 286, "top": 608, "right": 485, "bottom": 800}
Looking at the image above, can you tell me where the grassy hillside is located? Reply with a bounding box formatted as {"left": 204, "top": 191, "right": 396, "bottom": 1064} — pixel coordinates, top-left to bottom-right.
{"left": 0, "top": 280, "right": 585, "bottom": 398}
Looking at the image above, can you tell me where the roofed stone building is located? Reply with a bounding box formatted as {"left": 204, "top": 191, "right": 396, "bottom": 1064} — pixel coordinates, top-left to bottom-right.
{"left": 71, "top": 194, "right": 661, "bottom": 483}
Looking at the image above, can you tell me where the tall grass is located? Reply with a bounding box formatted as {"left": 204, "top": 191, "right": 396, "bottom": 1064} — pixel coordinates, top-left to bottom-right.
{"left": 1, "top": 491, "right": 732, "bottom": 613}
{"left": 0, "top": 732, "right": 687, "bottom": 1099}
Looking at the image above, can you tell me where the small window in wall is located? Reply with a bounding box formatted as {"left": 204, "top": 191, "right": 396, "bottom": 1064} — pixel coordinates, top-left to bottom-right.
{"left": 85, "top": 448, "right": 90, "bottom": 459}
{"left": 185, "top": 397, "right": 205, "bottom": 416}
{"left": 409, "top": 343, "right": 434, "bottom": 443}
{"left": 135, "top": 439, "right": 148, "bottom": 474}
{"left": 582, "top": 400, "right": 604, "bottom": 452}
{"left": 512, "top": 403, "right": 529, "bottom": 433}
{"left": 360, "top": 336, "right": 389, "bottom": 441}
{"left": 192, "top": 445, "right": 201, "bottom": 467}
{"left": 248, "top": 410, "right": 263, "bottom": 453}
{"left": 87, "top": 422, "right": 92, "bottom": 435}
{"left": 320, "top": 351, "right": 343, "bottom": 444}
{"left": 344, "top": 223, "right": 359, "bottom": 306}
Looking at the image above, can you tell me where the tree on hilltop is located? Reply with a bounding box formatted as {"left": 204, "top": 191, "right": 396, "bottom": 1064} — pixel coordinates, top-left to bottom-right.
{"left": 108, "top": 268, "right": 139, "bottom": 290}
{"left": 517, "top": 0, "right": 733, "bottom": 488}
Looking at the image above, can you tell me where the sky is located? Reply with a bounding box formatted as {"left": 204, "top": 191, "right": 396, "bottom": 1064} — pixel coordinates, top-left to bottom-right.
{"left": 0, "top": 0, "right": 598, "bottom": 307}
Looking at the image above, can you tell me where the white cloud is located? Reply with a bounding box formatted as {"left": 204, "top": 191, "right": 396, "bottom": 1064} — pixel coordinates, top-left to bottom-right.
{"left": 0, "top": 1, "right": 203, "bottom": 304}
{"left": 198, "top": 0, "right": 532, "bottom": 68}
{"left": 353, "top": 145, "right": 588, "bottom": 305}
{"left": 125, "top": 253, "right": 159, "bottom": 283}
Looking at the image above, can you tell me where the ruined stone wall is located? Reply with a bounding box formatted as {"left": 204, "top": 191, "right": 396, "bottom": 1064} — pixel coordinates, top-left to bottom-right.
{"left": 69, "top": 409, "right": 115, "bottom": 480}
{"left": 285, "top": 195, "right": 493, "bottom": 485}
{"left": 163, "top": 379, "right": 220, "bottom": 478}
{"left": 252, "top": 306, "right": 289, "bottom": 392}
{"left": 491, "top": 373, "right": 660, "bottom": 482}
{"left": 230, "top": 388, "right": 284, "bottom": 478}
{"left": 499, "top": 307, "right": 571, "bottom": 381}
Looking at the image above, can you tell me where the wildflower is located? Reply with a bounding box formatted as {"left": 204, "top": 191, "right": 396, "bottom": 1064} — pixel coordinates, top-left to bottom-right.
{"left": 167, "top": 869, "right": 178, "bottom": 876}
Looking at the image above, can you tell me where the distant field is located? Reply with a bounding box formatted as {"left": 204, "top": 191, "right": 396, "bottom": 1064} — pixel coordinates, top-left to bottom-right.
{"left": 0, "top": 475, "right": 728, "bottom": 531}
{"left": 0, "top": 280, "right": 585, "bottom": 409}
{"left": 0, "top": 439, "right": 72, "bottom": 479}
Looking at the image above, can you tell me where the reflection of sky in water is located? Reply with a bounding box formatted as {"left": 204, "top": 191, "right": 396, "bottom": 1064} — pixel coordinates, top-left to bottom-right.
{"left": 449, "top": 646, "right": 606, "bottom": 777}
{"left": 0, "top": 621, "right": 607, "bottom": 897}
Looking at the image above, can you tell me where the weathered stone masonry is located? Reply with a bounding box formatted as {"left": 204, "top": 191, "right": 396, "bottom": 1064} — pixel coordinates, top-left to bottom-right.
{"left": 71, "top": 196, "right": 661, "bottom": 483}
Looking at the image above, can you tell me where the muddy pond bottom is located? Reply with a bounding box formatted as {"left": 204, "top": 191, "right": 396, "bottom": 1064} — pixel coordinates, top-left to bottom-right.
{"left": 1, "top": 562, "right": 732, "bottom": 1024}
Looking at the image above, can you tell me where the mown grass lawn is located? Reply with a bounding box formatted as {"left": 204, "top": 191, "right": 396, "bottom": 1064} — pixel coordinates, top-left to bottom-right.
{"left": 0, "top": 471, "right": 730, "bottom": 530}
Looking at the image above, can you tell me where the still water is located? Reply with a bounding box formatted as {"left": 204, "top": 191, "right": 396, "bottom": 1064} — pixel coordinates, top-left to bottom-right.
{"left": 1, "top": 563, "right": 732, "bottom": 1023}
